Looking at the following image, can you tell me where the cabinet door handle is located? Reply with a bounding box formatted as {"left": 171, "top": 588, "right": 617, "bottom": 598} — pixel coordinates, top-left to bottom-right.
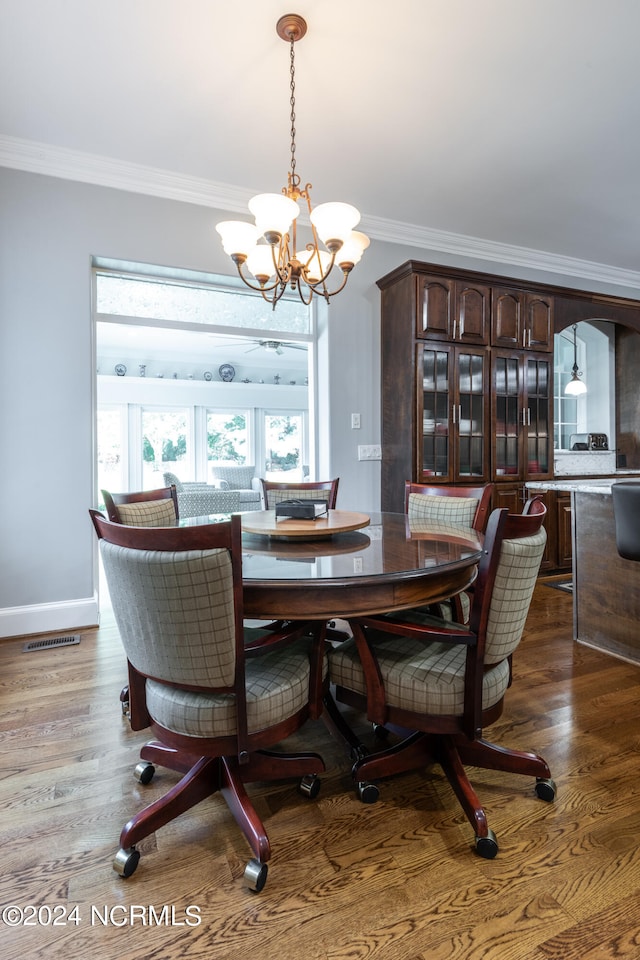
{"left": 452, "top": 403, "right": 457, "bottom": 424}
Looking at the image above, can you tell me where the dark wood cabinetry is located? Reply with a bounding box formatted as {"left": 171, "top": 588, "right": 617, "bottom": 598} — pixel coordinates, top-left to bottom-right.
{"left": 379, "top": 261, "right": 554, "bottom": 513}
{"left": 492, "top": 287, "right": 554, "bottom": 351}
{"left": 418, "top": 275, "right": 490, "bottom": 344}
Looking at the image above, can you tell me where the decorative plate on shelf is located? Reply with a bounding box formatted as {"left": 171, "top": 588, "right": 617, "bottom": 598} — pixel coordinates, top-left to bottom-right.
{"left": 219, "top": 364, "right": 235, "bottom": 382}
{"left": 203, "top": 371, "right": 213, "bottom": 381}
{"left": 114, "top": 363, "right": 127, "bottom": 376}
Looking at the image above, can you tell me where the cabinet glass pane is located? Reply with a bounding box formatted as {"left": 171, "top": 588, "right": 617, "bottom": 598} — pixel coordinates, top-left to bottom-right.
{"left": 421, "top": 347, "right": 450, "bottom": 477}
{"left": 494, "top": 356, "right": 520, "bottom": 476}
{"left": 457, "top": 352, "right": 485, "bottom": 477}
{"left": 526, "top": 358, "right": 550, "bottom": 474}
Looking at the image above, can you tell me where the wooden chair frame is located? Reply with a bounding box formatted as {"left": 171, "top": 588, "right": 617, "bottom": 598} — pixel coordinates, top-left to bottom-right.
{"left": 323, "top": 498, "right": 555, "bottom": 858}
{"left": 90, "top": 510, "right": 327, "bottom": 890}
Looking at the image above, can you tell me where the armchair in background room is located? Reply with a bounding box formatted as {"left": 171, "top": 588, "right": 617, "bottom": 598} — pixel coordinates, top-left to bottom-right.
{"left": 206, "top": 464, "right": 262, "bottom": 511}
{"left": 163, "top": 471, "right": 242, "bottom": 517}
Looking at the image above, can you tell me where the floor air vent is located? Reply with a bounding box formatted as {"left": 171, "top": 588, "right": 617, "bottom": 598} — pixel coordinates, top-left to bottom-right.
{"left": 23, "top": 634, "right": 81, "bottom": 653}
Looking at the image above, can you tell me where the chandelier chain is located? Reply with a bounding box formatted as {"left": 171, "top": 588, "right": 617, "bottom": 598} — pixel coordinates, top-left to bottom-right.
{"left": 289, "top": 35, "right": 298, "bottom": 188}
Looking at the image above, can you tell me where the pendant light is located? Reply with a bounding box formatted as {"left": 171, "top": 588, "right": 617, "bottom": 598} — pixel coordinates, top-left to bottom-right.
{"left": 564, "top": 324, "right": 587, "bottom": 396}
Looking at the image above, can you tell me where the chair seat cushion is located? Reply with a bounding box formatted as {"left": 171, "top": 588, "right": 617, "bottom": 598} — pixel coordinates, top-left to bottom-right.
{"left": 329, "top": 633, "right": 510, "bottom": 717}
{"left": 146, "top": 637, "right": 326, "bottom": 738}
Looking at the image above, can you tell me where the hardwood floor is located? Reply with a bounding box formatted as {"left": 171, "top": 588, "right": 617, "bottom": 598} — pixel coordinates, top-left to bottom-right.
{"left": 1, "top": 582, "right": 640, "bottom": 960}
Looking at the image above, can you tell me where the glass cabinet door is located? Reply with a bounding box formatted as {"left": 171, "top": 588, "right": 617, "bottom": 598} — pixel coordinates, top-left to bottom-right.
{"left": 455, "top": 349, "right": 487, "bottom": 478}
{"left": 525, "top": 355, "right": 551, "bottom": 476}
{"left": 493, "top": 352, "right": 521, "bottom": 478}
{"left": 419, "top": 344, "right": 451, "bottom": 479}
{"left": 418, "top": 344, "right": 488, "bottom": 481}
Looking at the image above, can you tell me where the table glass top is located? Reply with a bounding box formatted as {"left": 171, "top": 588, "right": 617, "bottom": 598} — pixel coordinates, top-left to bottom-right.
{"left": 182, "top": 511, "right": 483, "bottom": 584}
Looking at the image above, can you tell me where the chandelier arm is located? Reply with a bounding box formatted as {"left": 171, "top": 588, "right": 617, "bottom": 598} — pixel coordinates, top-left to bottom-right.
{"left": 300, "top": 246, "right": 338, "bottom": 287}
{"left": 308, "top": 268, "right": 351, "bottom": 300}
{"left": 234, "top": 261, "right": 288, "bottom": 296}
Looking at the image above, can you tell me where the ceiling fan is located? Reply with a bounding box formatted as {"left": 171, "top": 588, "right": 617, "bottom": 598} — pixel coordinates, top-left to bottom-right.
{"left": 244, "top": 339, "right": 307, "bottom": 355}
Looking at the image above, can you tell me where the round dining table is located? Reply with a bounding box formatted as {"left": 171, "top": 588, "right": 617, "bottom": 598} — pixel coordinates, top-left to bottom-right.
{"left": 236, "top": 510, "right": 483, "bottom": 621}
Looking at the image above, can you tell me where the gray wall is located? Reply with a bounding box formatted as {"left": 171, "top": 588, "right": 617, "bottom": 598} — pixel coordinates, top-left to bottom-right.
{"left": 2, "top": 165, "right": 640, "bottom": 637}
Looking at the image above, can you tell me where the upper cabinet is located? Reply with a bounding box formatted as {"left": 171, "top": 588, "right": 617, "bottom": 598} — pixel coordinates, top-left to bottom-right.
{"left": 378, "top": 261, "right": 555, "bottom": 512}
{"left": 418, "top": 275, "right": 490, "bottom": 345}
{"left": 492, "top": 287, "right": 554, "bottom": 351}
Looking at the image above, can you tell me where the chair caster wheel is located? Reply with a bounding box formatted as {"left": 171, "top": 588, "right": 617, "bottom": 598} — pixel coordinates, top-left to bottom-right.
{"left": 372, "top": 723, "right": 389, "bottom": 741}
{"left": 244, "top": 858, "right": 268, "bottom": 892}
{"left": 113, "top": 846, "right": 140, "bottom": 878}
{"left": 356, "top": 781, "right": 379, "bottom": 804}
{"left": 535, "top": 777, "right": 557, "bottom": 802}
{"left": 298, "top": 774, "right": 321, "bottom": 799}
{"left": 120, "top": 686, "right": 130, "bottom": 716}
{"left": 134, "top": 761, "right": 155, "bottom": 785}
{"left": 475, "top": 830, "right": 498, "bottom": 859}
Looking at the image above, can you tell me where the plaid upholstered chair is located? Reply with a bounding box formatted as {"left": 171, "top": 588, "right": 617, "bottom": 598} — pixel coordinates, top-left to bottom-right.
{"left": 405, "top": 482, "right": 494, "bottom": 531}
{"left": 102, "top": 486, "right": 179, "bottom": 526}
{"left": 404, "top": 482, "right": 494, "bottom": 623}
{"left": 325, "top": 498, "right": 555, "bottom": 858}
{"left": 89, "top": 511, "right": 327, "bottom": 891}
{"left": 261, "top": 478, "right": 339, "bottom": 509}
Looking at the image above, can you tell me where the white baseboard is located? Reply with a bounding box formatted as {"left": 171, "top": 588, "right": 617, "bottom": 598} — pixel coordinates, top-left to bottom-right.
{"left": 0, "top": 597, "right": 99, "bottom": 640}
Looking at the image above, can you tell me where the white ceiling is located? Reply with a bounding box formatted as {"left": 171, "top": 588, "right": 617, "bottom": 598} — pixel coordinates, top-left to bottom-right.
{"left": 2, "top": 0, "right": 640, "bottom": 279}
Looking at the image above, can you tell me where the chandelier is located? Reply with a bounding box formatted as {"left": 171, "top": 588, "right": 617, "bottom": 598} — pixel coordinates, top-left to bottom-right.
{"left": 216, "top": 14, "right": 369, "bottom": 308}
{"left": 564, "top": 323, "right": 587, "bottom": 396}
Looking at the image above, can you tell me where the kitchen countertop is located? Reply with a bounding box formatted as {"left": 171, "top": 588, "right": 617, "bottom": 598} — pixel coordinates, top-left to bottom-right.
{"left": 526, "top": 475, "right": 640, "bottom": 494}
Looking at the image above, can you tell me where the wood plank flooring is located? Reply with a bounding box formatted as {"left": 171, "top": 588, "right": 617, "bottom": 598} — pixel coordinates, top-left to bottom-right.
{"left": 1, "top": 582, "right": 640, "bottom": 960}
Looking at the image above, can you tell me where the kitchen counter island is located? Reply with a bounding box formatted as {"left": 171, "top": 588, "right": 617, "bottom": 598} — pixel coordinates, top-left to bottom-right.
{"left": 527, "top": 478, "right": 640, "bottom": 665}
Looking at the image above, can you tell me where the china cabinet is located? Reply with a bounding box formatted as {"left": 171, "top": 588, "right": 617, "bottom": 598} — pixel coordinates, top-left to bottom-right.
{"left": 379, "top": 261, "right": 554, "bottom": 513}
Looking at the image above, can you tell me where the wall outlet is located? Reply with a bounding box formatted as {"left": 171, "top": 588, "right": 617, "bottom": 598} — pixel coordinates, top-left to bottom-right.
{"left": 351, "top": 413, "right": 361, "bottom": 429}
{"left": 358, "top": 444, "right": 382, "bottom": 461}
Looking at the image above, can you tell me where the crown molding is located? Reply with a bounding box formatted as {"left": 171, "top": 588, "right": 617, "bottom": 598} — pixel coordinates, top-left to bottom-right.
{"left": 3, "top": 134, "right": 640, "bottom": 290}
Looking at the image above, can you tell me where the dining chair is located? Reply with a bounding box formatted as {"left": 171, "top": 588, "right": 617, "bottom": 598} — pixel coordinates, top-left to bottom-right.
{"left": 404, "top": 482, "right": 494, "bottom": 623}
{"left": 101, "top": 486, "right": 180, "bottom": 717}
{"left": 261, "top": 478, "right": 339, "bottom": 509}
{"left": 405, "top": 482, "right": 494, "bottom": 532}
{"left": 612, "top": 481, "right": 640, "bottom": 560}
{"left": 101, "top": 485, "right": 179, "bottom": 526}
{"left": 325, "top": 498, "right": 555, "bottom": 858}
{"left": 89, "top": 510, "right": 327, "bottom": 891}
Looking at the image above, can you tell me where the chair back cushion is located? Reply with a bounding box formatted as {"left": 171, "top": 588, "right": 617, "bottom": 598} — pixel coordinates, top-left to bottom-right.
{"left": 267, "top": 487, "right": 333, "bottom": 506}
{"left": 162, "top": 471, "right": 184, "bottom": 491}
{"left": 114, "top": 498, "right": 177, "bottom": 527}
{"left": 209, "top": 464, "right": 255, "bottom": 490}
{"left": 483, "top": 527, "right": 547, "bottom": 664}
{"left": 407, "top": 493, "right": 478, "bottom": 527}
{"left": 100, "top": 541, "right": 236, "bottom": 687}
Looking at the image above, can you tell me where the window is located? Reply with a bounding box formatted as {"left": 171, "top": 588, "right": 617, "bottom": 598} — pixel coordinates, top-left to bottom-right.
{"left": 94, "top": 261, "right": 314, "bottom": 499}
{"left": 263, "top": 412, "right": 307, "bottom": 480}
{"left": 554, "top": 329, "right": 585, "bottom": 449}
{"left": 207, "top": 410, "right": 249, "bottom": 466}
{"left": 141, "top": 408, "right": 189, "bottom": 487}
